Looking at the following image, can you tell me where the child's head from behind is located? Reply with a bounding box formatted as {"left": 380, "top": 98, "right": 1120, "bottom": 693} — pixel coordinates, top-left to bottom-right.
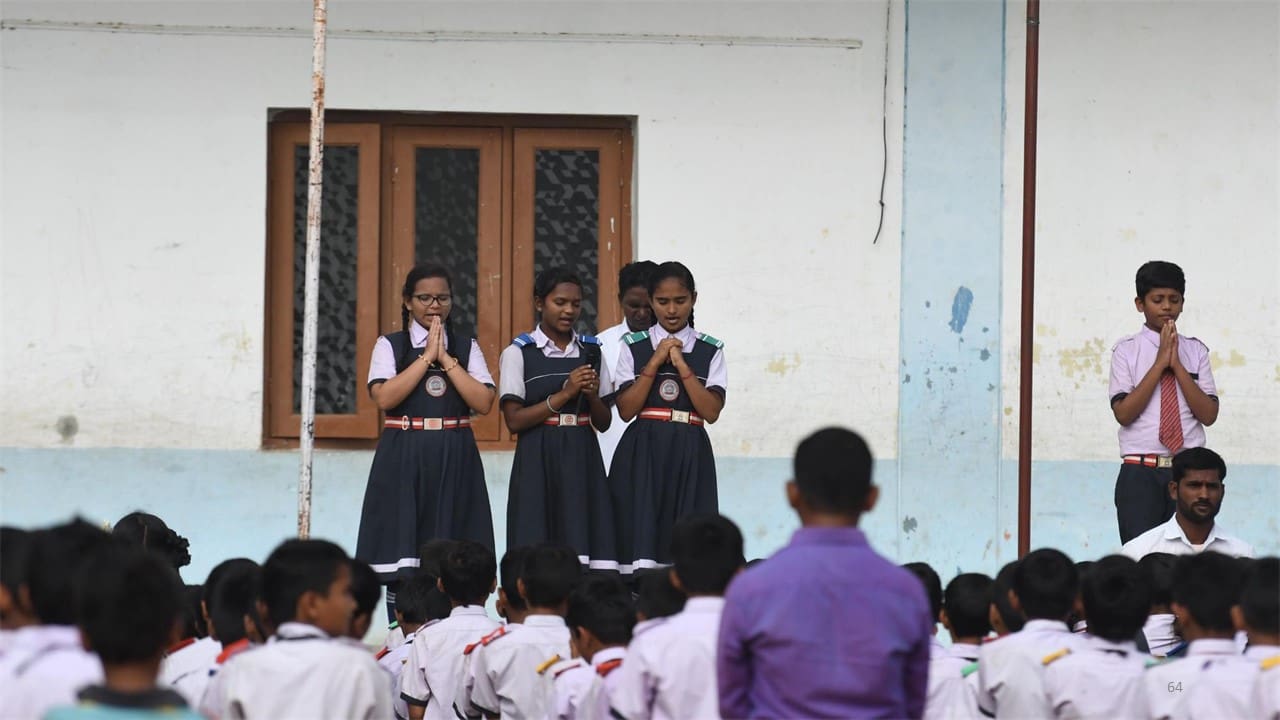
{"left": 647, "top": 261, "right": 697, "bottom": 334}
{"left": 1134, "top": 261, "right": 1186, "bottom": 330}
{"left": 1011, "top": 549, "right": 1078, "bottom": 622}
{"left": 27, "top": 519, "right": 113, "bottom": 625}
{"left": 990, "top": 561, "right": 1026, "bottom": 635}
{"left": 942, "top": 573, "right": 994, "bottom": 642}
{"left": 634, "top": 568, "right": 686, "bottom": 622}
{"left": 418, "top": 540, "right": 458, "bottom": 579}
{"left": 518, "top": 544, "right": 581, "bottom": 611}
{"left": 261, "top": 539, "right": 353, "bottom": 637}
{"left": 497, "top": 547, "right": 531, "bottom": 620}
{"left": 1235, "top": 557, "right": 1279, "bottom": 642}
{"left": 566, "top": 575, "right": 635, "bottom": 661}
{"left": 903, "top": 562, "right": 943, "bottom": 624}
{"left": 788, "top": 427, "right": 877, "bottom": 524}
{"left": 76, "top": 543, "right": 184, "bottom": 667}
{"left": 207, "top": 559, "right": 263, "bottom": 646}
{"left": 393, "top": 572, "right": 436, "bottom": 629}
{"left": 348, "top": 559, "right": 382, "bottom": 641}
{"left": 440, "top": 541, "right": 497, "bottom": 607}
{"left": 0, "top": 527, "right": 34, "bottom": 629}
{"left": 618, "top": 261, "right": 658, "bottom": 332}
{"left": 112, "top": 511, "right": 191, "bottom": 573}
{"left": 1081, "top": 555, "right": 1150, "bottom": 642}
{"left": 670, "top": 514, "right": 744, "bottom": 597}
{"left": 1171, "top": 551, "right": 1245, "bottom": 639}
{"left": 1138, "top": 552, "right": 1177, "bottom": 612}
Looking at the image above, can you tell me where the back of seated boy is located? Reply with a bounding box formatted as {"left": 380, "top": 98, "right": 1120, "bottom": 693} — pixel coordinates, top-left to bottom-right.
{"left": 631, "top": 569, "right": 685, "bottom": 639}
{"left": 1179, "top": 556, "right": 1278, "bottom": 719}
{"left": 611, "top": 514, "right": 744, "bottom": 720}
{"left": 346, "top": 559, "right": 382, "bottom": 645}
{"left": 978, "top": 548, "right": 1083, "bottom": 719}
{"left": 903, "top": 562, "right": 963, "bottom": 720}
{"left": 1137, "top": 553, "right": 1180, "bottom": 656}
{"left": 379, "top": 572, "right": 435, "bottom": 720}
{"left": 0, "top": 520, "right": 108, "bottom": 720}
{"left": 383, "top": 540, "right": 458, "bottom": 653}
{"left": 0, "top": 527, "right": 36, "bottom": 655}
{"left": 167, "top": 558, "right": 259, "bottom": 707}
{"left": 546, "top": 575, "right": 635, "bottom": 720}
{"left": 1142, "top": 551, "right": 1246, "bottom": 720}
{"left": 45, "top": 543, "right": 202, "bottom": 720}
{"left": 196, "top": 559, "right": 265, "bottom": 718}
{"left": 401, "top": 541, "right": 499, "bottom": 720}
{"left": 923, "top": 572, "right": 993, "bottom": 720}
{"left": 1248, "top": 558, "right": 1280, "bottom": 720}
{"left": 453, "top": 547, "right": 531, "bottom": 719}
{"left": 1043, "top": 555, "right": 1151, "bottom": 719}
{"left": 216, "top": 539, "right": 391, "bottom": 719}
{"left": 465, "top": 543, "right": 579, "bottom": 720}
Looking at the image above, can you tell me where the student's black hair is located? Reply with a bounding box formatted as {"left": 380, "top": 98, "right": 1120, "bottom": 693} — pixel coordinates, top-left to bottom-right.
{"left": 670, "top": 515, "right": 744, "bottom": 595}
{"left": 534, "top": 267, "right": 584, "bottom": 301}
{"left": 944, "top": 573, "right": 994, "bottom": 638}
{"left": 519, "top": 544, "right": 581, "bottom": 607}
{"left": 1240, "top": 557, "right": 1279, "bottom": 635}
{"left": 500, "top": 547, "right": 531, "bottom": 612}
{"left": 400, "top": 263, "right": 458, "bottom": 341}
{"left": 0, "top": 526, "right": 32, "bottom": 597}
{"left": 394, "top": 573, "right": 436, "bottom": 626}
{"left": 112, "top": 512, "right": 191, "bottom": 572}
{"left": 1011, "top": 549, "right": 1079, "bottom": 621}
{"left": 440, "top": 541, "right": 498, "bottom": 606}
{"left": 260, "top": 539, "right": 349, "bottom": 628}
{"left": 1081, "top": 555, "right": 1151, "bottom": 642}
{"left": 566, "top": 575, "right": 635, "bottom": 646}
{"left": 418, "top": 539, "right": 458, "bottom": 579}
{"left": 183, "top": 584, "right": 207, "bottom": 638}
{"left": 425, "top": 586, "right": 454, "bottom": 622}
{"left": 26, "top": 519, "right": 113, "bottom": 625}
{"left": 1135, "top": 260, "right": 1185, "bottom": 298}
{"left": 633, "top": 568, "right": 686, "bottom": 620}
{"left": 647, "top": 261, "right": 697, "bottom": 328}
{"left": 1172, "top": 447, "right": 1227, "bottom": 484}
{"left": 76, "top": 543, "right": 184, "bottom": 664}
{"left": 903, "top": 562, "right": 943, "bottom": 621}
{"left": 793, "top": 427, "right": 875, "bottom": 515}
{"left": 350, "top": 559, "right": 382, "bottom": 622}
{"left": 1170, "top": 551, "right": 1245, "bottom": 633}
{"left": 1139, "top": 553, "right": 1178, "bottom": 608}
{"left": 207, "top": 559, "right": 261, "bottom": 645}
{"left": 991, "top": 560, "right": 1026, "bottom": 633}
{"left": 618, "top": 261, "right": 659, "bottom": 297}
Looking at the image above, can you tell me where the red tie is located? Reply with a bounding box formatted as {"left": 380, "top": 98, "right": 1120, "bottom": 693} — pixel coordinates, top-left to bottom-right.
{"left": 1158, "top": 370, "right": 1184, "bottom": 453}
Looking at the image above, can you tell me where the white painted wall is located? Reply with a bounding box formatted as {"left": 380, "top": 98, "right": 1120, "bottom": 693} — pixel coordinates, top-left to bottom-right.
{"left": 1002, "top": 0, "right": 1280, "bottom": 466}
{"left": 0, "top": 0, "right": 905, "bottom": 458}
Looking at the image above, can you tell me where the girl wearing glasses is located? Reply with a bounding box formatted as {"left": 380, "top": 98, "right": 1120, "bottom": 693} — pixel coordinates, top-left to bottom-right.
{"left": 356, "top": 263, "right": 497, "bottom": 617}
{"left": 497, "top": 267, "right": 616, "bottom": 570}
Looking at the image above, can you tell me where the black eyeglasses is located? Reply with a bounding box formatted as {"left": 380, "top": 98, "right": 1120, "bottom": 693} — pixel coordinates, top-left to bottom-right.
{"left": 414, "top": 294, "right": 452, "bottom": 307}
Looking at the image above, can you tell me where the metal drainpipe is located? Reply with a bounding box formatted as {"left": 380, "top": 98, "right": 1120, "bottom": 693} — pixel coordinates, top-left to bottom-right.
{"left": 1018, "top": 0, "right": 1041, "bottom": 558}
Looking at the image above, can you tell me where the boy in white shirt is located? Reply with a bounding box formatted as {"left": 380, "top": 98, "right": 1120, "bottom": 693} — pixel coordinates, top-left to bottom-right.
{"left": 925, "top": 572, "right": 993, "bottom": 720}
{"left": 547, "top": 575, "right": 636, "bottom": 719}
{"left": 379, "top": 572, "right": 434, "bottom": 720}
{"left": 402, "top": 541, "right": 500, "bottom": 720}
{"left": 611, "top": 514, "right": 744, "bottom": 720}
{"left": 216, "top": 539, "right": 391, "bottom": 719}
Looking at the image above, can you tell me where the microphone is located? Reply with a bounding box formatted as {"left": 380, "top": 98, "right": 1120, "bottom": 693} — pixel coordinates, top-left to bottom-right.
{"left": 581, "top": 341, "right": 602, "bottom": 374}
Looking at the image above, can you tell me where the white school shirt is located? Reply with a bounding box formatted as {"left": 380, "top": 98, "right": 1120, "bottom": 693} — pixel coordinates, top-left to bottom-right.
{"left": 0, "top": 624, "right": 103, "bottom": 720}
{"left": 161, "top": 636, "right": 222, "bottom": 707}
{"left": 379, "top": 626, "right": 420, "bottom": 720}
{"left": 977, "top": 619, "right": 1084, "bottom": 719}
{"left": 1142, "top": 638, "right": 1238, "bottom": 720}
{"left": 217, "top": 622, "right": 391, "bottom": 720}
{"left": 924, "top": 639, "right": 981, "bottom": 720}
{"left": 611, "top": 324, "right": 728, "bottom": 395}
{"left": 610, "top": 597, "right": 723, "bottom": 720}
{"left": 1120, "top": 515, "right": 1255, "bottom": 560}
{"left": 497, "top": 326, "right": 613, "bottom": 406}
{"left": 543, "top": 656, "right": 593, "bottom": 720}
{"left": 1176, "top": 643, "right": 1278, "bottom": 720}
{"left": 1144, "top": 614, "right": 1182, "bottom": 657}
{"left": 582, "top": 646, "right": 628, "bottom": 720}
{"left": 402, "top": 606, "right": 500, "bottom": 720}
{"left": 1042, "top": 636, "right": 1148, "bottom": 720}
{"left": 596, "top": 321, "right": 631, "bottom": 472}
{"left": 1254, "top": 649, "right": 1280, "bottom": 720}
{"left": 464, "top": 616, "right": 571, "bottom": 720}
{"left": 1109, "top": 326, "right": 1216, "bottom": 455}
{"left": 369, "top": 319, "right": 495, "bottom": 386}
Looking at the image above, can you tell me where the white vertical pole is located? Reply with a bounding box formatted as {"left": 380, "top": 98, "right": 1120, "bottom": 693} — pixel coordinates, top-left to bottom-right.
{"left": 298, "top": 0, "right": 327, "bottom": 539}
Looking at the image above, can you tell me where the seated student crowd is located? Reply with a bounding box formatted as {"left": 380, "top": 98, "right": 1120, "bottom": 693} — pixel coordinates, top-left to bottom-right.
{"left": 2, "top": 432, "right": 1277, "bottom": 720}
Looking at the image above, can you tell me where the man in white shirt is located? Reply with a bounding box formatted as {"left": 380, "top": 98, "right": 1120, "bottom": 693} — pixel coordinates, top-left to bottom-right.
{"left": 596, "top": 260, "right": 657, "bottom": 472}
{"left": 1120, "top": 447, "right": 1255, "bottom": 560}
{"left": 977, "top": 549, "right": 1085, "bottom": 719}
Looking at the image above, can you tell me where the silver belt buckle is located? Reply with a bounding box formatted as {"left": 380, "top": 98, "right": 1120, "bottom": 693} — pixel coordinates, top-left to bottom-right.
{"left": 1157, "top": 456, "right": 1172, "bottom": 468}
{"left": 669, "top": 410, "right": 691, "bottom": 424}
{"left": 558, "top": 413, "right": 579, "bottom": 427}
{"left": 400, "top": 415, "right": 412, "bottom": 431}
{"left": 423, "top": 417, "right": 444, "bottom": 431}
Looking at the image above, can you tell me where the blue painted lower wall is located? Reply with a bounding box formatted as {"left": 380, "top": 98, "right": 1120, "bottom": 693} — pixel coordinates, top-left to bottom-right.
{"left": 2, "top": 449, "right": 1274, "bottom": 588}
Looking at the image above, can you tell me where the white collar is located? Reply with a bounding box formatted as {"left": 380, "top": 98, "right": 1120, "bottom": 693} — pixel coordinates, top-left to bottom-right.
{"left": 649, "top": 323, "right": 697, "bottom": 345}
{"left": 1023, "top": 618, "right": 1072, "bottom": 634}
{"left": 1187, "top": 638, "right": 1238, "bottom": 656}
{"left": 682, "top": 597, "right": 725, "bottom": 614}
{"left": 591, "top": 646, "right": 627, "bottom": 667}
{"left": 449, "top": 605, "right": 490, "bottom": 618}
{"left": 524, "top": 614, "right": 567, "bottom": 629}
{"left": 273, "top": 622, "right": 329, "bottom": 641}
{"left": 1161, "top": 513, "right": 1226, "bottom": 549}
{"left": 409, "top": 320, "right": 449, "bottom": 348}
{"left": 529, "top": 324, "right": 578, "bottom": 350}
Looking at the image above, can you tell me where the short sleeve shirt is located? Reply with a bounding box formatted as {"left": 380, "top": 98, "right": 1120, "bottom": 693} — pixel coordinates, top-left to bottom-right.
{"left": 496, "top": 326, "right": 612, "bottom": 403}
{"left": 612, "top": 324, "right": 727, "bottom": 395}
{"left": 1109, "top": 326, "right": 1216, "bottom": 455}
{"left": 368, "top": 320, "right": 494, "bottom": 386}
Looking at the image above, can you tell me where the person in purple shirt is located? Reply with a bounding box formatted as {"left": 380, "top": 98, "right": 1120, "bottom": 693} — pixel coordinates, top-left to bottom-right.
{"left": 716, "top": 427, "right": 933, "bottom": 719}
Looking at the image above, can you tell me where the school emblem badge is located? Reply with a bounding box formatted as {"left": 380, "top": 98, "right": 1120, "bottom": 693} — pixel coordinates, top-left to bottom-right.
{"left": 658, "top": 378, "right": 680, "bottom": 402}
{"left": 425, "top": 375, "right": 448, "bottom": 398}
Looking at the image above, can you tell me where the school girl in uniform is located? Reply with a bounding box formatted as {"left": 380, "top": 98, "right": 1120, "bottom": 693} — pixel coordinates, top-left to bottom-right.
{"left": 610, "top": 261, "right": 726, "bottom": 573}
{"left": 356, "top": 263, "right": 497, "bottom": 610}
{"left": 498, "top": 268, "right": 616, "bottom": 569}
